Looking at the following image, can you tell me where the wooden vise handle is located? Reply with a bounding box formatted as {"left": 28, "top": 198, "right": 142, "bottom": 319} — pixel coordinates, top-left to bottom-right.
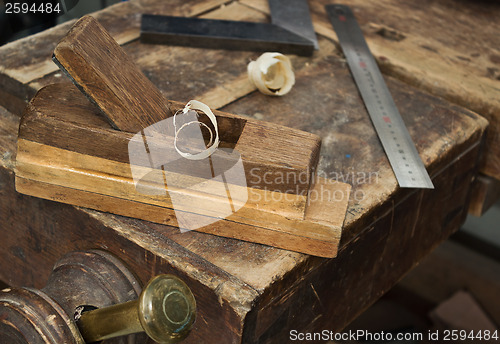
{"left": 53, "top": 16, "right": 173, "bottom": 132}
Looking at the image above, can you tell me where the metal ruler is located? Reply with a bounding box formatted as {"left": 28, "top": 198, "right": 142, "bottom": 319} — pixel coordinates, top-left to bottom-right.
{"left": 326, "top": 4, "right": 433, "bottom": 189}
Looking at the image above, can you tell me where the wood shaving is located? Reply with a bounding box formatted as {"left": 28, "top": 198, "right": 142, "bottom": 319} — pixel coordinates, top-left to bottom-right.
{"left": 247, "top": 53, "right": 295, "bottom": 96}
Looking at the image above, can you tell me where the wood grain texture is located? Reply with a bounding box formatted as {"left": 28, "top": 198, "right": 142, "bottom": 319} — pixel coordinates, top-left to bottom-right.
{"left": 242, "top": 0, "right": 500, "bottom": 188}
{"left": 3, "top": 35, "right": 488, "bottom": 341}
{"left": 15, "top": 176, "right": 348, "bottom": 258}
{"left": 0, "top": 0, "right": 227, "bottom": 87}
{"left": 15, "top": 83, "right": 345, "bottom": 258}
{"left": 0, "top": 2, "right": 268, "bottom": 116}
{"left": 469, "top": 174, "right": 500, "bottom": 217}
{"left": 0, "top": 0, "right": 492, "bottom": 341}
{"left": 223, "top": 36, "right": 488, "bottom": 245}
{"left": 53, "top": 15, "right": 174, "bottom": 131}
{"left": 0, "top": 101, "right": 486, "bottom": 342}
{"left": 245, "top": 143, "right": 483, "bottom": 341}
{"left": 19, "top": 82, "right": 320, "bottom": 195}
{"left": 47, "top": 6, "right": 321, "bottom": 194}
{"left": 2, "top": 0, "right": 497, "bottom": 184}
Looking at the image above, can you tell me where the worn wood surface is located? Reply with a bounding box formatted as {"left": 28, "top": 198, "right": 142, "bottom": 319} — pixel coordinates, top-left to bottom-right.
{"left": 15, "top": 83, "right": 345, "bottom": 258}
{"left": 0, "top": 0, "right": 491, "bottom": 342}
{"left": 2, "top": 51, "right": 487, "bottom": 344}
{"left": 18, "top": 82, "right": 321, "bottom": 196}
{"left": 242, "top": 0, "right": 500, "bottom": 208}
{"left": 469, "top": 174, "right": 500, "bottom": 217}
{"left": 2, "top": 0, "right": 497, "bottom": 213}
{"left": 53, "top": 12, "right": 322, "bottom": 197}
{"left": 53, "top": 15, "right": 174, "bottom": 131}
{"left": 0, "top": 0, "right": 227, "bottom": 103}
{"left": 15, "top": 87, "right": 349, "bottom": 257}
{"left": 1, "top": 98, "right": 487, "bottom": 342}
{"left": 0, "top": 1, "right": 259, "bottom": 116}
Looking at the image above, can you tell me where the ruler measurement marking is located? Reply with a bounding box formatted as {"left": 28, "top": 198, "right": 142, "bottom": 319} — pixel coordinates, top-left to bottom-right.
{"left": 326, "top": 5, "right": 433, "bottom": 189}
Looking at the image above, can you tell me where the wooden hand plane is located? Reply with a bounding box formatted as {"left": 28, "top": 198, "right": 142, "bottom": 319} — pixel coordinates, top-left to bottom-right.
{"left": 15, "top": 16, "right": 351, "bottom": 258}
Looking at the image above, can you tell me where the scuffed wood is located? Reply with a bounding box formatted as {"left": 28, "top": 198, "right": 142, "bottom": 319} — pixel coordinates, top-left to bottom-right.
{"left": 15, "top": 175, "right": 347, "bottom": 258}
{"left": 0, "top": 0, "right": 493, "bottom": 341}
{"left": 0, "top": 1, "right": 263, "bottom": 117}
{"left": 0, "top": 0, "right": 227, "bottom": 85}
{"left": 53, "top": 16, "right": 174, "bottom": 131}
{"left": 469, "top": 174, "right": 500, "bottom": 216}
{"left": 0, "top": 1, "right": 277, "bottom": 128}
{"left": 16, "top": 82, "right": 348, "bottom": 257}
{"left": 243, "top": 0, "right": 500, "bottom": 182}
{"left": 19, "top": 82, "right": 321, "bottom": 195}
{"left": 3, "top": 94, "right": 486, "bottom": 340}
{"left": 223, "top": 37, "right": 488, "bottom": 245}
{"left": 245, "top": 138, "right": 485, "bottom": 341}
{"left": 4, "top": 33, "right": 487, "bottom": 340}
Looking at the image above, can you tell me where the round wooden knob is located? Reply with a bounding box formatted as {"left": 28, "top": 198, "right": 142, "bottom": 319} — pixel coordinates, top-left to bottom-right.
{"left": 0, "top": 287, "right": 85, "bottom": 344}
{"left": 77, "top": 275, "right": 196, "bottom": 343}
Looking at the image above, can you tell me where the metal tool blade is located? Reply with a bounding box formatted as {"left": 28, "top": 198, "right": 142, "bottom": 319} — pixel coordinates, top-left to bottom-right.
{"left": 141, "top": 14, "right": 315, "bottom": 56}
{"left": 326, "top": 4, "right": 433, "bottom": 189}
{"left": 269, "top": 0, "right": 319, "bottom": 49}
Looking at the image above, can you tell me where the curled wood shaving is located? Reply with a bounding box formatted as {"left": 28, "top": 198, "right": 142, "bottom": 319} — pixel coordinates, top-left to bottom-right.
{"left": 173, "top": 100, "right": 219, "bottom": 160}
{"left": 247, "top": 52, "right": 295, "bottom": 96}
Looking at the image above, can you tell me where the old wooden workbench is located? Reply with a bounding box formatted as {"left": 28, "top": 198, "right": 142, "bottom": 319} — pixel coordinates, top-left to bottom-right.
{"left": 0, "top": 0, "right": 494, "bottom": 343}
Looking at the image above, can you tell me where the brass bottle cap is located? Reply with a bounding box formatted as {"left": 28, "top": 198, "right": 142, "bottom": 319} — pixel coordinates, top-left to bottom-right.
{"left": 139, "top": 275, "right": 196, "bottom": 343}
